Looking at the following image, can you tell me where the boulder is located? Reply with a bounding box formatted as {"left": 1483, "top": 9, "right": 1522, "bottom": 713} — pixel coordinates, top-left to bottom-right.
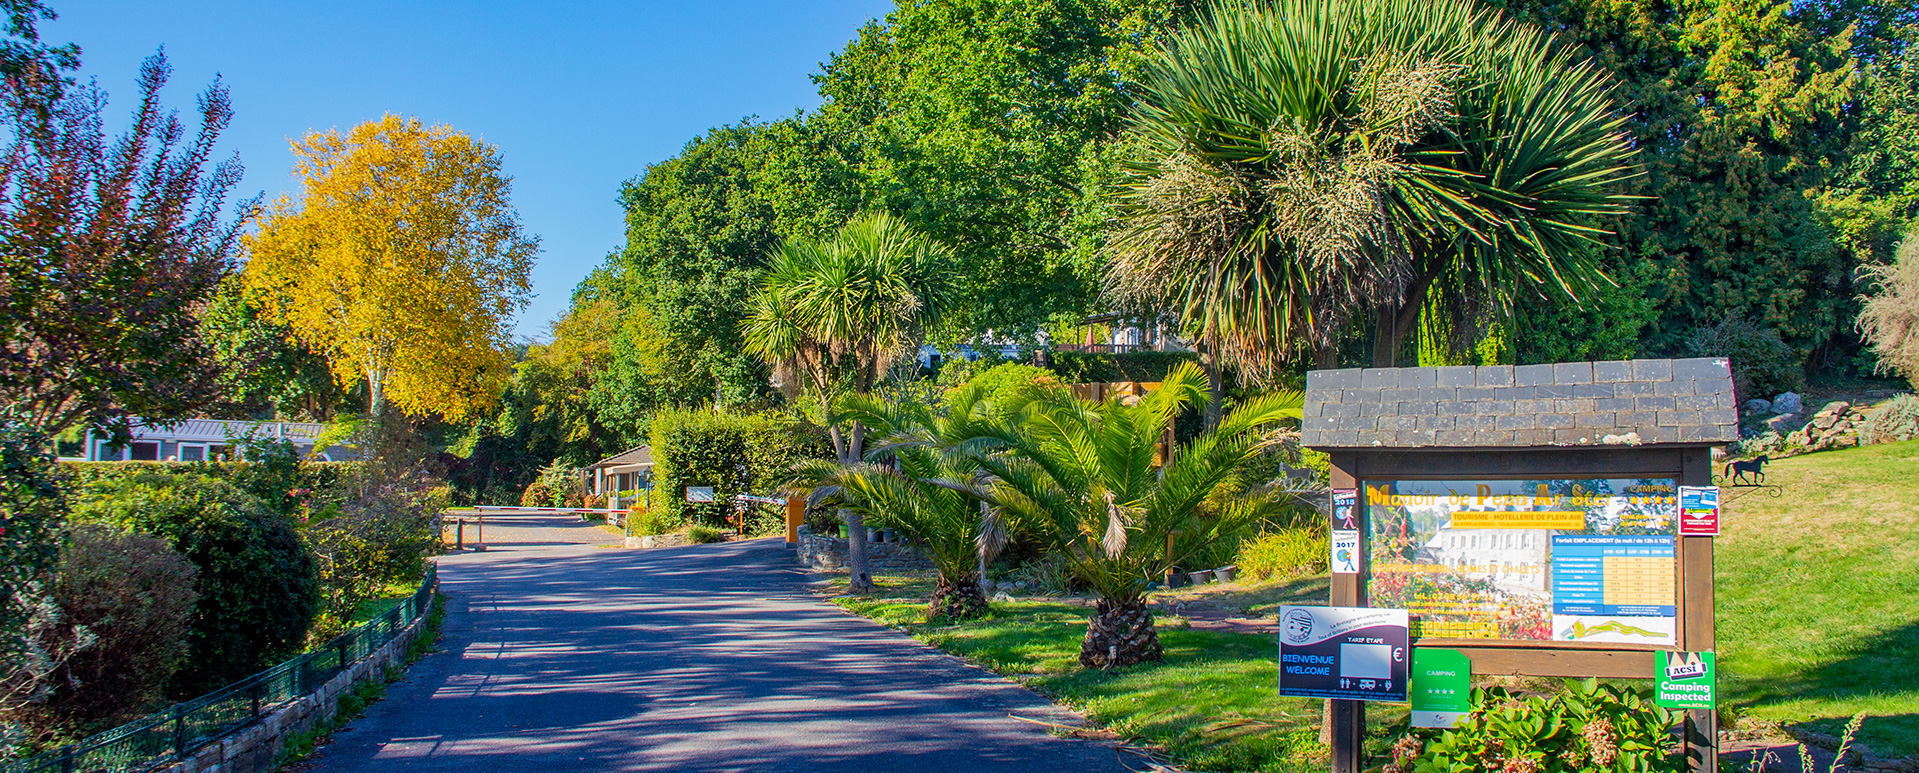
{"left": 1744, "top": 398, "right": 1773, "bottom": 414}
{"left": 1771, "top": 392, "right": 1804, "bottom": 415}
{"left": 1765, "top": 413, "right": 1805, "bottom": 434}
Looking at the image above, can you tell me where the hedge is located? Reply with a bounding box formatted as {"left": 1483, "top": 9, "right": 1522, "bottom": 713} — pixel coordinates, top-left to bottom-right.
{"left": 648, "top": 408, "right": 829, "bottom": 526}
{"left": 1048, "top": 351, "right": 1199, "bottom": 384}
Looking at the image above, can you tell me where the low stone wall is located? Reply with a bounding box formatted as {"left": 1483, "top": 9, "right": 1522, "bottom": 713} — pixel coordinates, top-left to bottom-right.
{"left": 797, "top": 526, "right": 934, "bottom": 573}
{"left": 158, "top": 578, "right": 438, "bottom": 773}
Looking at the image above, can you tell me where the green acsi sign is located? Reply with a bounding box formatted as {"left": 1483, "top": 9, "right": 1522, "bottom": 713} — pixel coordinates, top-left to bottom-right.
{"left": 1656, "top": 651, "right": 1716, "bottom": 710}
{"left": 1410, "top": 648, "right": 1471, "bottom": 728}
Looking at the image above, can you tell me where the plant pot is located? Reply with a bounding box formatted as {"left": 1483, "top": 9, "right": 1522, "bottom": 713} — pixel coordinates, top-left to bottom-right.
{"left": 882, "top": 528, "right": 898, "bottom": 543}
{"left": 866, "top": 528, "right": 881, "bottom": 542}
{"left": 1190, "top": 569, "right": 1215, "bottom": 584}
{"left": 1165, "top": 571, "right": 1189, "bottom": 588}
{"left": 1214, "top": 565, "right": 1238, "bottom": 583}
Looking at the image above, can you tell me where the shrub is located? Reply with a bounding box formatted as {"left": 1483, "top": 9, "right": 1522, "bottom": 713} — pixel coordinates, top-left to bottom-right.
{"left": 952, "top": 362, "right": 1062, "bottom": 414}
{"left": 518, "top": 477, "right": 552, "bottom": 507}
{"left": 1682, "top": 317, "right": 1803, "bottom": 401}
{"left": 1861, "top": 393, "right": 1919, "bottom": 444}
{"left": 685, "top": 525, "right": 726, "bottom": 544}
{"left": 1235, "top": 528, "right": 1328, "bottom": 581}
{"left": 1859, "top": 234, "right": 1919, "bottom": 385}
{"left": 13, "top": 527, "right": 198, "bottom": 737}
{"left": 71, "top": 473, "right": 318, "bottom": 696}
{"left": 303, "top": 504, "right": 436, "bottom": 640}
{"left": 1384, "top": 679, "right": 1680, "bottom": 773}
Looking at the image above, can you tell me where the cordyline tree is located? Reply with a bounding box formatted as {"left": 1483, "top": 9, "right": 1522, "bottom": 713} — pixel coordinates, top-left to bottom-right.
{"left": 743, "top": 211, "right": 954, "bottom": 594}
{"left": 0, "top": 49, "right": 253, "bottom": 441}
{"left": 244, "top": 114, "right": 538, "bottom": 424}
{"left": 1107, "top": 0, "right": 1638, "bottom": 380}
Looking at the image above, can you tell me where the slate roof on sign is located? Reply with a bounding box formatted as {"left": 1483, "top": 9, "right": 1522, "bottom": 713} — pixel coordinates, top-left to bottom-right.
{"left": 1300, "top": 358, "right": 1739, "bottom": 449}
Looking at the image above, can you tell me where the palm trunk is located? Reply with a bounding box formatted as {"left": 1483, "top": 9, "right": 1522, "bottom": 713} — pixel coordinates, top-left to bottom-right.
{"left": 1081, "top": 596, "right": 1162, "bottom": 669}
{"left": 1372, "top": 302, "right": 1399, "bottom": 368}
{"left": 927, "top": 573, "right": 987, "bottom": 621}
{"left": 840, "top": 422, "right": 876, "bottom": 594}
{"left": 1201, "top": 334, "right": 1222, "bottom": 431}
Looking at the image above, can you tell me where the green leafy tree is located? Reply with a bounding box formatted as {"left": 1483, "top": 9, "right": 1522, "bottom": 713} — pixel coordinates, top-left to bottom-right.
{"left": 1107, "top": 0, "right": 1639, "bottom": 385}
{"left": 199, "top": 278, "right": 350, "bottom": 421}
{"left": 742, "top": 211, "right": 955, "bottom": 593}
{"left": 955, "top": 362, "right": 1299, "bottom": 668}
{"left": 816, "top": 0, "right": 1189, "bottom": 340}
{"left": 612, "top": 118, "right": 863, "bottom": 408}
{"left": 1485, "top": 0, "right": 1874, "bottom": 373}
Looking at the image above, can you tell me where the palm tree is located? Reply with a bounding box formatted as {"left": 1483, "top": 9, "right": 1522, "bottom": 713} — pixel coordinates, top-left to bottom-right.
{"left": 796, "top": 385, "right": 1007, "bottom": 620}
{"left": 957, "top": 362, "right": 1301, "bottom": 668}
{"left": 742, "top": 211, "right": 955, "bottom": 593}
{"left": 1107, "top": 0, "right": 1639, "bottom": 372}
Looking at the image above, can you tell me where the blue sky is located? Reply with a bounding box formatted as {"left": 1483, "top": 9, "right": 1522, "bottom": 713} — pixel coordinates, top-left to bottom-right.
{"left": 51, "top": 0, "right": 894, "bottom": 338}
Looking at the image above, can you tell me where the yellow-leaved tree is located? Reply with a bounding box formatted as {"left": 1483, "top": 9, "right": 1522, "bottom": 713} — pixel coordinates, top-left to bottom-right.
{"left": 244, "top": 114, "right": 538, "bottom": 420}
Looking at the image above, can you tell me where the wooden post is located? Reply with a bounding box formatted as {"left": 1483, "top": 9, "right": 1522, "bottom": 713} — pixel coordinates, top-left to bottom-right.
{"left": 1680, "top": 448, "right": 1717, "bottom": 773}
{"left": 1327, "top": 452, "right": 1364, "bottom": 772}
{"left": 785, "top": 497, "right": 803, "bottom": 547}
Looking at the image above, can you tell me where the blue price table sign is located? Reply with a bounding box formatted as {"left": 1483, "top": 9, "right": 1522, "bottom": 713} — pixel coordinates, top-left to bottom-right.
{"left": 1278, "top": 606, "right": 1409, "bottom": 702}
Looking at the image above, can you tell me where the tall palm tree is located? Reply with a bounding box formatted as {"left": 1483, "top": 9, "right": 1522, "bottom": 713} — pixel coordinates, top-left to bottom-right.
{"left": 1107, "top": 0, "right": 1638, "bottom": 372}
{"left": 958, "top": 362, "right": 1301, "bottom": 669}
{"left": 742, "top": 211, "right": 954, "bottom": 593}
{"left": 795, "top": 385, "right": 1007, "bottom": 620}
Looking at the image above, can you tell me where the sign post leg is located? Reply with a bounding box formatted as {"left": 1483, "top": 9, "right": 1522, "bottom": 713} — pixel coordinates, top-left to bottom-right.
{"left": 1685, "top": 710, "right": 1717, "bottom": 773}
{"left": 1330, "top": 699, "right": 1364, "bottom": 773}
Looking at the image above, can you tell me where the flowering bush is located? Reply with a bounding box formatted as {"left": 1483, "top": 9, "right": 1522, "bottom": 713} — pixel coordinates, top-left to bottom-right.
{"left": 1384, "top": 679, "right": 1680, "bottom": 773}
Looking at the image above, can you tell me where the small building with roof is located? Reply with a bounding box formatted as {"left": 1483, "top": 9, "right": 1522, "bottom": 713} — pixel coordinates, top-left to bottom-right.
{"left": 584, "top": 445, "right": 653, "bottom": 509}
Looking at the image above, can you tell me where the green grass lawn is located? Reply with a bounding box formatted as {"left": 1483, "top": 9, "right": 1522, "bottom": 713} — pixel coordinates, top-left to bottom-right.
{"left": 834, "top": 577, "right": 1406, "bottom": 772}
{"left": 1717, "top": 439, "right": 1919, "bottom": 757}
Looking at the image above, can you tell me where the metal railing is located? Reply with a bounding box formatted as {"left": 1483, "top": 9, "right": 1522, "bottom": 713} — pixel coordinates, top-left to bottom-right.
{"left": 6, "top": 566, "right": 438, "bottom": 773}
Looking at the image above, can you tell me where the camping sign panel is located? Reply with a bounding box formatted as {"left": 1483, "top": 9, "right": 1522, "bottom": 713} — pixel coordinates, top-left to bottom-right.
{"left": 1366, "top": 479, "right": 1678, "bottom": 646}
{"left": 1277, "top": 606, "right": 1409, "bottom": 702}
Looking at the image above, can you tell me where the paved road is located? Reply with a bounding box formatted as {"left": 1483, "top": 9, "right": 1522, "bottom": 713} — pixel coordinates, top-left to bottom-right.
{"left": 308, "top": 514, "right": 1133, "bottom": 773}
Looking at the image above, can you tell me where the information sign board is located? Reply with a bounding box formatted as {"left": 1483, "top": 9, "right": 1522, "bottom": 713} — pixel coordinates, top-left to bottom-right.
{"left": 1278, "top": 606, "right": 1408, "bottom": 702}
{"left": 1410, "top": 648, "right": 1472, "bottom": 727}
{"left": 1656, "top": 651, "right": 1717, "bottom": 709}
{"left": 685, "top": 486, "right": 715, "bottom": 503}
{"left": 1678, "top": 486, "right": 1720, "bottom": 536}
{"left": 1367, "top": 478, "right": 1678, "bottom": 645}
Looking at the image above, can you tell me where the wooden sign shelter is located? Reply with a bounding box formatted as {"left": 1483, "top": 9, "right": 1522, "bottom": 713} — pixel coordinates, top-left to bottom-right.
{"left": 1301, "top": 358, "right": 1737, "bottom": 773}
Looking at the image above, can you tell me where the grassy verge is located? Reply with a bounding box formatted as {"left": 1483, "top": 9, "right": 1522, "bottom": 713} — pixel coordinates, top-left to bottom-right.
{"left": 274, "top": 592, "right": 447, "bottom": 771}
{"left": 832, "top": 577, "right": 1404, "bottom": 772}
{"left": 1718, "top": 439, "right": 1919, "bottom": 757}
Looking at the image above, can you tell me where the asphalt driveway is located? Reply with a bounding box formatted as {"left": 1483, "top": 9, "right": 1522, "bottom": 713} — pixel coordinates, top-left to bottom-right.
{"left": 307, "top": 513, "right": 1132, "bottom": 772}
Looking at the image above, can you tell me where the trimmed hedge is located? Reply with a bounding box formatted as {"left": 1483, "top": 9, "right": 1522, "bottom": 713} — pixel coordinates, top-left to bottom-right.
{"left": 1048, "top": 351, "right": 1199, "bottom": 383}
{"left": 648, "top": 408, "right": 829, "bottom": 527}
{"left": 58, "top": 460, "right": 360, "bottom": 508}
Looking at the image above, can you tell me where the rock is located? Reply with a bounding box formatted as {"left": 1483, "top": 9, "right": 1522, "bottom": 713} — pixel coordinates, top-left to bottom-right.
{"left": 1772, "top": 392, "right": 1804, "bottom": 415}
{"left": 1816, "top": 400, "right": 1851, "bottom": 417}
{"left": 1765, "top": 413, "right": 1805, "bottom": 434}
{"left": 1744, "top": 399, "right": 1773, "bottom": 414}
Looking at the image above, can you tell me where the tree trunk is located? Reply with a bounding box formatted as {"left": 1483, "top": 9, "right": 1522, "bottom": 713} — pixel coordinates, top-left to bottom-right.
{"left": 1372, "top": 302, "right": 1399, "bottom": 368}
{"left": 841, "top": 421, "right": 875, "bottom": 594}
{"left": 927, "top": 573, "right": 987, "bottom": 621}
{"left": 1201, "top": 336, "right": 1222, "bottom": 431}
{"left": 1315, "top": 343, "right": 1339, "bottom": 370}
{"left": 1080, "top": 596, "right": 1162, "bottom": 669}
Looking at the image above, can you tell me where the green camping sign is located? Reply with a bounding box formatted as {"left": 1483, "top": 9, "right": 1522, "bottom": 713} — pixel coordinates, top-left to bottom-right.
{"left": 1656, "top": 651, "right": 1716, "bottom": 710}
